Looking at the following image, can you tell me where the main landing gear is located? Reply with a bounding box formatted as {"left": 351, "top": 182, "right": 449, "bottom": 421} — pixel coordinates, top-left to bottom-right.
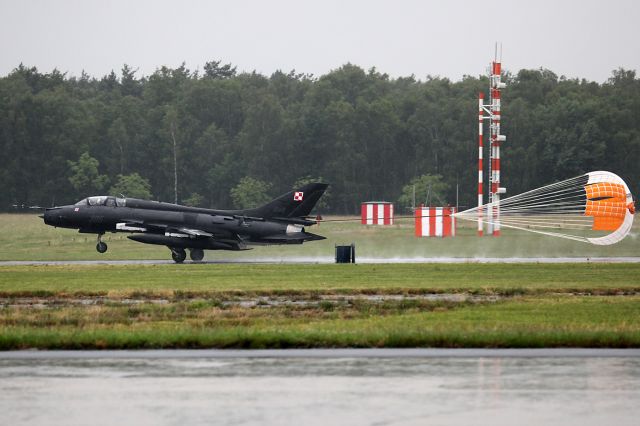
{"left": 168, "top": 247, "right": 205, "bottom": 263}
{"left": 96, "top": 234, "right": 107, "bottom": 253}
{"left": 170, "top": 247, "right": 187, "bottom": 263}
{"left": 190, "top": 249, "right": 204, "bottom": 262}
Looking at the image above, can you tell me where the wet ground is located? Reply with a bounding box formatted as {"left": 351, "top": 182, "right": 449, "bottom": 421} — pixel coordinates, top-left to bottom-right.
{"left": 2, "top": 256, "right": 640, "bottom": 266}
{"left": 1, "top": 349, "right": 639, "bottom": 426}
{"left": 0, "top": 292, "right": 502, "bottom": 309}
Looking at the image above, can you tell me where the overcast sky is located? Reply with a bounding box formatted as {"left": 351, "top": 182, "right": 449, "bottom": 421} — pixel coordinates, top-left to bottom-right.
{"left": 1, "top": 0, "right": 639, "bottom": 82}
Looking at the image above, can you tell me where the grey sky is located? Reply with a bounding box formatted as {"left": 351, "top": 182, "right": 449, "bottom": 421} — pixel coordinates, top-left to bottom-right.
{"left": 1, "top": 0, "right": 639, "bottom": 82}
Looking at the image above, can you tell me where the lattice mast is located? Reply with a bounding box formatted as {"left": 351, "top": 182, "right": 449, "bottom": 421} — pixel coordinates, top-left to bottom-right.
{"left": 477, "top": 93, "right": 484, "bottom": 236}
{"left": 478, "top": 46, "right": 507, "bottom": 236}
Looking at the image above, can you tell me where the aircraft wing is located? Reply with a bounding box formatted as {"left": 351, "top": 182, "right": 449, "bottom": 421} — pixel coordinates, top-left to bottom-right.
{"left": 259, "top": 232, "right": 326, "bottom": 243}
{"left": 160, "top": 226, "right": 214, "bottom": 238}
{"left": 172, "top": 228, "right": 214, "bottom": 237}
{"left": 116, "top": 222, "right": 147, "bottom": 232}
{"left": 117, "top": 220, "right": 214, "bottom": 238}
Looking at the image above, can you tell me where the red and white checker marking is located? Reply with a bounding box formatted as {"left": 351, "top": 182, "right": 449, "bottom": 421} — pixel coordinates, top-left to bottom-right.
{"left": 361, "top": 202, "right": 394, "bottom": 225}
{"left": 415, "top": 207, "right": 456, "bottom": 237}
{"left": 294, "top": 192, "right": 304, "bottom": 201}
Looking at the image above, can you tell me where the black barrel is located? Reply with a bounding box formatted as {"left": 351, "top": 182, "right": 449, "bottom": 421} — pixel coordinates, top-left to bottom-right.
{"left": 335, "top": 244, "right": 356, "bottom": 263}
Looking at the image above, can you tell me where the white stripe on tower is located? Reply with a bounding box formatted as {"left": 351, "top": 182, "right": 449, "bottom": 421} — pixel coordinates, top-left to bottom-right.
{"left": 435, "top": 207, "right": 443, "bottom": 236}
{"left": 366, "top": 204, "right": 373, "bottom": 225}
{"left": 422, "top": 208, "right": 430, "bottom": 236}
{"left": 452, "top": 207, "right": 457, "bottom": 237}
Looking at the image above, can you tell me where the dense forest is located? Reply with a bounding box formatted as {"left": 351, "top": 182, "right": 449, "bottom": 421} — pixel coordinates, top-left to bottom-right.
{"left": 1, "top": 61, "right": 639, "bottom": 213}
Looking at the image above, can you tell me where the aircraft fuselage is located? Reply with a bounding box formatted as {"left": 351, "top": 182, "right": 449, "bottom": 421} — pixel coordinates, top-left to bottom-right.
{"left": 42, "top": 183, "right": 328, "bottom": 262}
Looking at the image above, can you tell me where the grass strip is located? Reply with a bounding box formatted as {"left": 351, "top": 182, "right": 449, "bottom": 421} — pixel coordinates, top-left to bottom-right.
{"left": 2, "top": 264, "right": 640, "bottom": 295}
{"left": 3, "top": 213, "right": 640, "bottom": 260}
{"left": 1, "top": 296, "right": 639, "bottom": 349}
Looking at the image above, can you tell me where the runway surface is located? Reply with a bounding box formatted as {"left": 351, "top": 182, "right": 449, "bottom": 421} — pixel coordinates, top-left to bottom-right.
{"left": 2, "top": 348, "right": 639, "bottom": 359}
{"left": 2, "top": 256, "right": 640, "bottom": 266}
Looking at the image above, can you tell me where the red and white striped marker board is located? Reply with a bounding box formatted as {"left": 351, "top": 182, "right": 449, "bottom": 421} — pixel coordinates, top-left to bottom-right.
{"left": 415, "top": 207, "right": 456, "bottom": 237}
{"left": 361, "top": 202, "right": 394, "bottom": 225}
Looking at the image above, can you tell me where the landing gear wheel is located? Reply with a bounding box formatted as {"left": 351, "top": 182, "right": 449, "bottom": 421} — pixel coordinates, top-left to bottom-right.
{"left": 189, "top": 249, "right": 204, "bottom": 262}
{"left": 96, "top": 234, "right": 108, "bottom": 253}
{"left": 171, "top": 248, "right": 186, "bottom": 263}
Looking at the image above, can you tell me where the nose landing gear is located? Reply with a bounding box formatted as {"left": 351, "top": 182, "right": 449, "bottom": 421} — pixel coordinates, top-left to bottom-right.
{"left": 96, "top": 234, "right": 108, "bottom": 253}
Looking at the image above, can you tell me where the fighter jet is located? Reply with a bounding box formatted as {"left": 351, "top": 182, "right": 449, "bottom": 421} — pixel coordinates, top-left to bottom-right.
{"left": 42, "top": 183, "right": 328, "bottom": 263}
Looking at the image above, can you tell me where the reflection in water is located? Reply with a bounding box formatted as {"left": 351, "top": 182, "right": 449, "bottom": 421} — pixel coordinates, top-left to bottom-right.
{"left": 1, "top": 357, "right": 639, "bottom": 426}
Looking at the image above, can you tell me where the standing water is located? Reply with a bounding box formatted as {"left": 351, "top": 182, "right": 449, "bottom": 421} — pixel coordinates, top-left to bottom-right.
{"left": 0, "top": 350, "right": 639, "bottom": 426}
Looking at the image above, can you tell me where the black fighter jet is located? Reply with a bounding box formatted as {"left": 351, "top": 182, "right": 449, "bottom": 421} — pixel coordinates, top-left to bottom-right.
{"left": 42, "top": 183, "right": 328, "bottom": 263}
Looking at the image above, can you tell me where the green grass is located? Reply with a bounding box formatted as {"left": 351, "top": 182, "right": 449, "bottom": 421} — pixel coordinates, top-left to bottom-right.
{"left": 2, "top": 214, "right": 639, "bottom": 349}
{"left": 1, "top": 213, "right": 640, "bottom": 261}
{"left": 1, "top": 262, "right": 639, "bottom": 349}
{"left": 1, "top": 263, "right": 640, "bottom": 295}
{"left": 1, "top": 296, "right": 639, "bottom": 349}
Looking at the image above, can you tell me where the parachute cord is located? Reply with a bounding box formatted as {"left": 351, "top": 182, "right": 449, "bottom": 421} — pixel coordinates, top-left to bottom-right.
{"left": 454, "top": 172, "right": 634, "bottom": 245}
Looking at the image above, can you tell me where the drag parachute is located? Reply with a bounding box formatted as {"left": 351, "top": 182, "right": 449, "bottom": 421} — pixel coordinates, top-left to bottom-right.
{"left": 456, "top": 171, "right": 635, "bottom": 245}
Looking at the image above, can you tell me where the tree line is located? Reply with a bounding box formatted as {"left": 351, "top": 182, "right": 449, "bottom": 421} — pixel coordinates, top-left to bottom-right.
{"left": 1, "top": 61, "right": 638, "bottom": 213}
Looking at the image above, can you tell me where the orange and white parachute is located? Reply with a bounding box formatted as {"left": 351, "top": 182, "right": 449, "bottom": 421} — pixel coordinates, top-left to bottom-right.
{"left": 456, "top": 171, "right": 635, "bottom": 245}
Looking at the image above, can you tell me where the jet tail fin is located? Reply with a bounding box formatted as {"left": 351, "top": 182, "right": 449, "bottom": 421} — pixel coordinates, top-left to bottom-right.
{"left": 243, "top": 183, "right": 329, "bottom": 219}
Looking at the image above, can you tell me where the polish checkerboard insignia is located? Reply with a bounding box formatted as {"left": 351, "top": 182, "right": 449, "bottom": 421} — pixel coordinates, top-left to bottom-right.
{"left": 294, "top": 192, "right": 304, "bottom": 201}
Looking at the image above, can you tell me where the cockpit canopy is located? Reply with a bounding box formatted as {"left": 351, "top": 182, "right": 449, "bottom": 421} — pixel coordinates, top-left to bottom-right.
{"left": 75, "top": 196, "right": 126, "bottom": 207}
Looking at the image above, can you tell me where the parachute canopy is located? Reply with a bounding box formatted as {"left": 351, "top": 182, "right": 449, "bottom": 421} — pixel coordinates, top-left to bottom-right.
{"left": 456, "top": 171, "right": 635, "bottom": 245}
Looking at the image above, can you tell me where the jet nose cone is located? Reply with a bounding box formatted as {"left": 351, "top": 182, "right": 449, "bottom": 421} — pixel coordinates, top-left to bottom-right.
{"left": 42, "top": 209, "right": 59, "bottom": 226}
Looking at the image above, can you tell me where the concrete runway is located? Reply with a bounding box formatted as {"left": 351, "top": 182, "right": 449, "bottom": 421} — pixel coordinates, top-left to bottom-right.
{"left": 1, "top": 348, "right": 639, "bottom": 359}
{"left": 2, "top": 256, "right": 640, "bottom": 266}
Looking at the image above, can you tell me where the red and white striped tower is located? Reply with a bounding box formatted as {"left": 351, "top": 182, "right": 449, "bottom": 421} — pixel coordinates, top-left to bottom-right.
{"left": 478, "top": 47, "right": 506, "bottom": 237}
{"left": 477, "top": 92, "right": 484, "bottom": 236}
{"left": 489, "top": 60, "right": 506, "bottom": 236}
